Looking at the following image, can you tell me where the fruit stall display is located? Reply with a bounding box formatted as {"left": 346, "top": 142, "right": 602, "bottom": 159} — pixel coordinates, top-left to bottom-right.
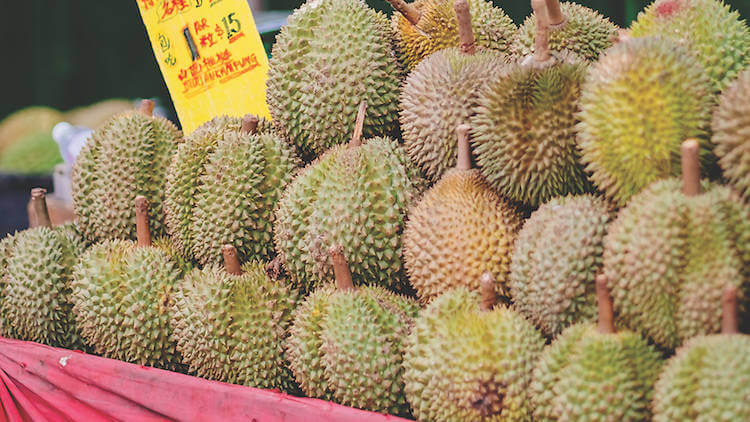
{"left": 1, "top": 0, "right": 750, "bottom": 420}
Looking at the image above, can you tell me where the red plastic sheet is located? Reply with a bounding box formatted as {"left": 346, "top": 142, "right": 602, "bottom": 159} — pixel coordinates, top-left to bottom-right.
{"left": 0, "top": 338, "right": 412, "bottom": 422}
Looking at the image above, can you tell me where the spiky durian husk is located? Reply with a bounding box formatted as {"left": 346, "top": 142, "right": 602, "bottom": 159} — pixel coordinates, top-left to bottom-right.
{"left": 472, "top": 56, "right": 592, "bottom": 207}
{"left": 403, "top": 169, "right": 520, "bottom": 304}
{"left": 2, "top": 225, "right": 86, "bottom": 348}
{"left": 403, "top": 288, "right": 545, "bottom": 421}
{"left": 712, "top": 68, "right": 750, "bottom": 199}
{"left": 576, "top": 37, "right": 715, "bottom": 206}
{"left": 266, "top": 0, "right": 402, "bottom": 159}
{"left": 509, "top": 195, "right": 610, "bottom": 337}
{"left": 285, "top": 283, "right": 337, "bottom": 399}
{"left": 652, "top": 334, "right": 750, "bottom": 421}
{"left": 171, "top": 262, "right": 299, "bottom": 391}
{"left": 513, "top": 2, "right": 618, "bottom": 61}
{"left": 0, "top": 233, "right": 17, "bottom": 337}
{"left": 164, "top": 116, "right": 299, "bottom": 265}
{"left": 72, "top": 110, "right": 183, "bottom": 242}
{"left": 531, "top": 324, "right": 663, "bottom": 422}
{"left": 400, "top": 48, "right": 507, "bottom": 182}
{"left": 321, "top": 285, "right": 419, "bottom": 415}
{"left": 71, "top": 239, "right": 184, "bottom": 369}
{"left": 392, "top": 0, "right": 516, "bottom": 72}
{"left": 604, "top": 179, "right": 750, "bottom": 350}
{"left": 274, "top": 137, "right": 424, "bottom": 293}
{"left": 630, "top": 0, "right": 750, "bottom": 92}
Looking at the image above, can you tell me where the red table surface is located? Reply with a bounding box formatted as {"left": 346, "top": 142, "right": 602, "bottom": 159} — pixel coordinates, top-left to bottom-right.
{"left": 0, "top": 337, "right": 413, "bottom": 422}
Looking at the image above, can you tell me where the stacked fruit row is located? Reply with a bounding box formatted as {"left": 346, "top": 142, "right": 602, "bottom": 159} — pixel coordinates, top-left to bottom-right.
{"left": 1, "top": 0, "right": 749, "bottom": 420}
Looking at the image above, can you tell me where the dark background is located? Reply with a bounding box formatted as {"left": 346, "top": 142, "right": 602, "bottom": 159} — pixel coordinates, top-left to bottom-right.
{"left": 1, "top": 0, "right": 749, "bottom": 121}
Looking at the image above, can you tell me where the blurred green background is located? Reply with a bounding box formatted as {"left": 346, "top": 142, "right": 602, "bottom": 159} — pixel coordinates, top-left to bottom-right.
{"left": 1, "top": 0, "right": 749, "bottom": 121}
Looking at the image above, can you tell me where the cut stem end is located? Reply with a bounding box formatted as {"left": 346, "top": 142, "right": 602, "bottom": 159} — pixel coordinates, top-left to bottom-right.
{"left": 480, "top": 272, "right": 497, "bottom": 311}
{"left": 134, "top": 196, "right": 152, "bottom": 247}
{"left": 349, "top": 101, "right": 368, "bottom": 148}
{"left": 329, "top": 245, "right": 355, "bottom": 291}
{"left": 30, "top": 188, "right": 53, "bottom": 229}
{"left": 456, "top": 125, "right": 473, "bottom": 171}
{"left": 722, "top": 285, "right": 739, "bottom": 334}
{"left": 139, "top": 99, "right": 155, "bottom": 117}
{"left": 681, "top": 139, "right": 701, "bottom": 196}
{"left": 222, "top": 245, "right": 243, "bottom": 276}
{"left": 454, "top": 0, "right": 476, "bottom": 55}
{"left": 596, "top": 274, "right": 615, "bottom": 334}
{"left": 386, "top": 0, "right": 422, "bottom": 26}
{"left": 531, "top": 0, "right": 551, "bottom": 63}
{"left": 241, "top": 115, "right": 260, "bottom": 135}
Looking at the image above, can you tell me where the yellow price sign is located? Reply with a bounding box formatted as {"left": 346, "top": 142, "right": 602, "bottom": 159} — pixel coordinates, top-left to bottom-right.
{"left": 136, "top": 0, "right": 271, "bottom": 134}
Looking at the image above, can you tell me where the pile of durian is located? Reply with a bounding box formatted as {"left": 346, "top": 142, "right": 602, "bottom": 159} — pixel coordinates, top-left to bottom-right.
{"left": 1, "top": 0, "right": 749, "bottom": 420}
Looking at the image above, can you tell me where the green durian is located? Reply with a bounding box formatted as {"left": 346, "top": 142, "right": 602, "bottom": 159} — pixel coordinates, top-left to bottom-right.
{"left": 509, "top": 194, "right": 610, "bottom": 337}
{"left": 0, "top": 132, "right": 62, "bottom": 174}
{"left": 403, "top": 125, "right": 521, "bottom": 304}
{"left": 403, "top": 278, "right": 545, "bottom": 421}
{"left": 531, "top": 277, "right": 663, "bottom": 422}
{"left": 171, "top": 246, "right": 299, "bottom": 391}
{"left": 604, "top": 143, "right": 750, "bottom": 350}
{"left": 165, "top": 115, "right": 299, "bottom": 266}
{"left": 0, "top": 106, "right": 63, "bottom": 153}
{"left": 72, "top": 100, "right": 183, "bottom": 242}
{"left": 472, "top": 12, "right": 593, "bottom": 207}
{"left": 266, "top": 0, "right": 401, "bottom": 159}
{"left": 630, "top": 0, "right": 750, "bottom": 92}
{"left": 386, "top": 0, "right": 516, "bottom": 72}
{"left": 513, "top": 1, "right": 618, "bottom": 61}
{"left": 577, "top": 37, "right": 715, "bottom": 205}
{"left": 400, "top": 0, "right": 508, "bottom": 182}
{"left": 71, "top": 197, "right": 187, "bottom": 369}
{"left": 712, "top": 67, "right": 750, "bottom": 199}
{"left": 0, "top": 232, "right": 17, "bottom": 337}
{"left": 274, "top": 106, "right": 424, "bottom": 292}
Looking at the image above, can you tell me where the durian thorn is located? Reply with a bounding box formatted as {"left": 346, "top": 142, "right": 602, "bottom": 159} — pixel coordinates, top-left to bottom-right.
{"left": 222, "top": 245, "right": 243, "bottom": 276}
{"left": 385, "top": 0, "right": 422, "bottom": 26}
{"left": 722, "top": 285, "right": 739, "bottom": 334}
{"left": 454, "top": 0, "right": 476, "bottom": 55}
{"left": 531, "top": 0, "right": 551, "bottom": 63}
{"left": 544, "top": 0, "right": 567, "bottom": 28}
{"left": 479, "top": 272, "right": 497, "bottom": 311}
{"left": 681, "top": 139, "right": 701, "bottom": 197}
{"left": 241, "top": 114, "right": 260, "bottom": 135}
{"left": 596, "top": 274, "right": 615, "bottom": 334}
{"left": 456, "top": 124, "right": 473, "bottom": 171}
{"left": 30, "top": 188, "right": 53, "bottom": 229}
{"left": 139, "top": 99, "right": 155, "bottom": 117}
{"left": 134, "top": 195, "right": 152, "bottom": 248}
{"left": 329, "top": 245, "right": 355, "bottom": 291}
{"left": 349, "top": 101, "right": 368, "bottom": 148}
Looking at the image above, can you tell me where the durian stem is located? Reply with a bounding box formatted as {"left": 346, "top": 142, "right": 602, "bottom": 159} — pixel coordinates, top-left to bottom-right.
{"left": 30, "top": 188, "right": 52, "bottom": 229}
{"left": 722, "top": 285, "right": 739, "bottom": 334}
{"left": 385, "top": 0, "right": 422, "bottom": 26}
{"left": 544, "top": 0, "right": 566, "bottom": 27}
{"left": 139, "top": 99, "right": 155, "bottom": 117}
{"left": 329, "top": 245, "right": 355, "bottom": 291}
{"left": 454, "top": 0, "right": 476, "bottom": 55}
{"left": 222, "top": 245, "right": 243, "bottom": 276}
{"left": 241, "top": 114, "right": 260, "bottom": 135}
{"left": 479, "top": 272, "right": 497, "bottom": 311}
{"left": 349, "top": 101, "right": 368, "bottom": 148}
{"left": 596, "top": 274, "right": 615, "bottom": 334}
{"left": 456, "top": 124, "right": 472, "bottom": 171}
{"left": 134, "top": 196, "right": 152, "bottom": 248}
{"left": 531, "top": 0, "right": 551, "bottom": 63}
{"left": 681, "top": 139, "right": 701, "bottom": 197}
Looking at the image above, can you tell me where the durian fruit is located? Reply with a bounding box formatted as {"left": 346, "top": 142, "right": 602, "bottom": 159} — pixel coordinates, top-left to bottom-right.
{"left": 630, "top": 0, "right": 750, "bottom": 92}
{"left": 385, "top": 0, "right": 516, "bottom": 71}
{"left": 400, "top": 0, "right": 508, "bottom": 182}
{"left": 471, "top": 1, "right": 593, "bottom": 207}
{"left": 0, "top": 232, "right": 17, "bottom": 337}
{"left": 164, "top": 115, "right": 299, "bottom": 265}
{"left": 0, "top": 132, "right": 62, "bottom": 174}
{"left": 712, "top": 67, "right": 750, "bottom": 199}
{"left": 72, "top": 100, "right": 183, "bottom": 242}
{"left": 1, "top": 189, "right": 86, "bottom": 348}
{"left": 0, "top": 106, "right": 63, "bottom": 153}
{"left": 604, "top": 140, "right": 750, "bottom": 350}
{"left": 403, "top": 274, "right": 545, "bottom": 421}
{"left": 509, "top": 194, "right": 610, "bottom": 337}
{"left": 320, "top": 246, "right": 420, "bottom": 415}
{"left": 652, "top": 286, "right": 750, "bottom": 421}
{"left": 403, "top": 125, "right": 521, "bottom": 304}
{"left": 531, "top": 275, "right": 664, "bottom": 422}
{"left": 171, "top": 245, "right": 299, "bottom": 391}
{"left": 71, "top": 196, "right": 186, "bottom": 369}
{"left": 274, "top": 102, "right": 424, "bottom": 292}
{"left": 266, "top": 0, "right": 402, "bottom": 159}
{"left": 65, "top": 99, "right": 133, "bottom": 130}
{"left": 513, "top": 1, "right": 619, "bottom": 61}
{"left": 576, "top": 36, "right": 715, "bottom": 206}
